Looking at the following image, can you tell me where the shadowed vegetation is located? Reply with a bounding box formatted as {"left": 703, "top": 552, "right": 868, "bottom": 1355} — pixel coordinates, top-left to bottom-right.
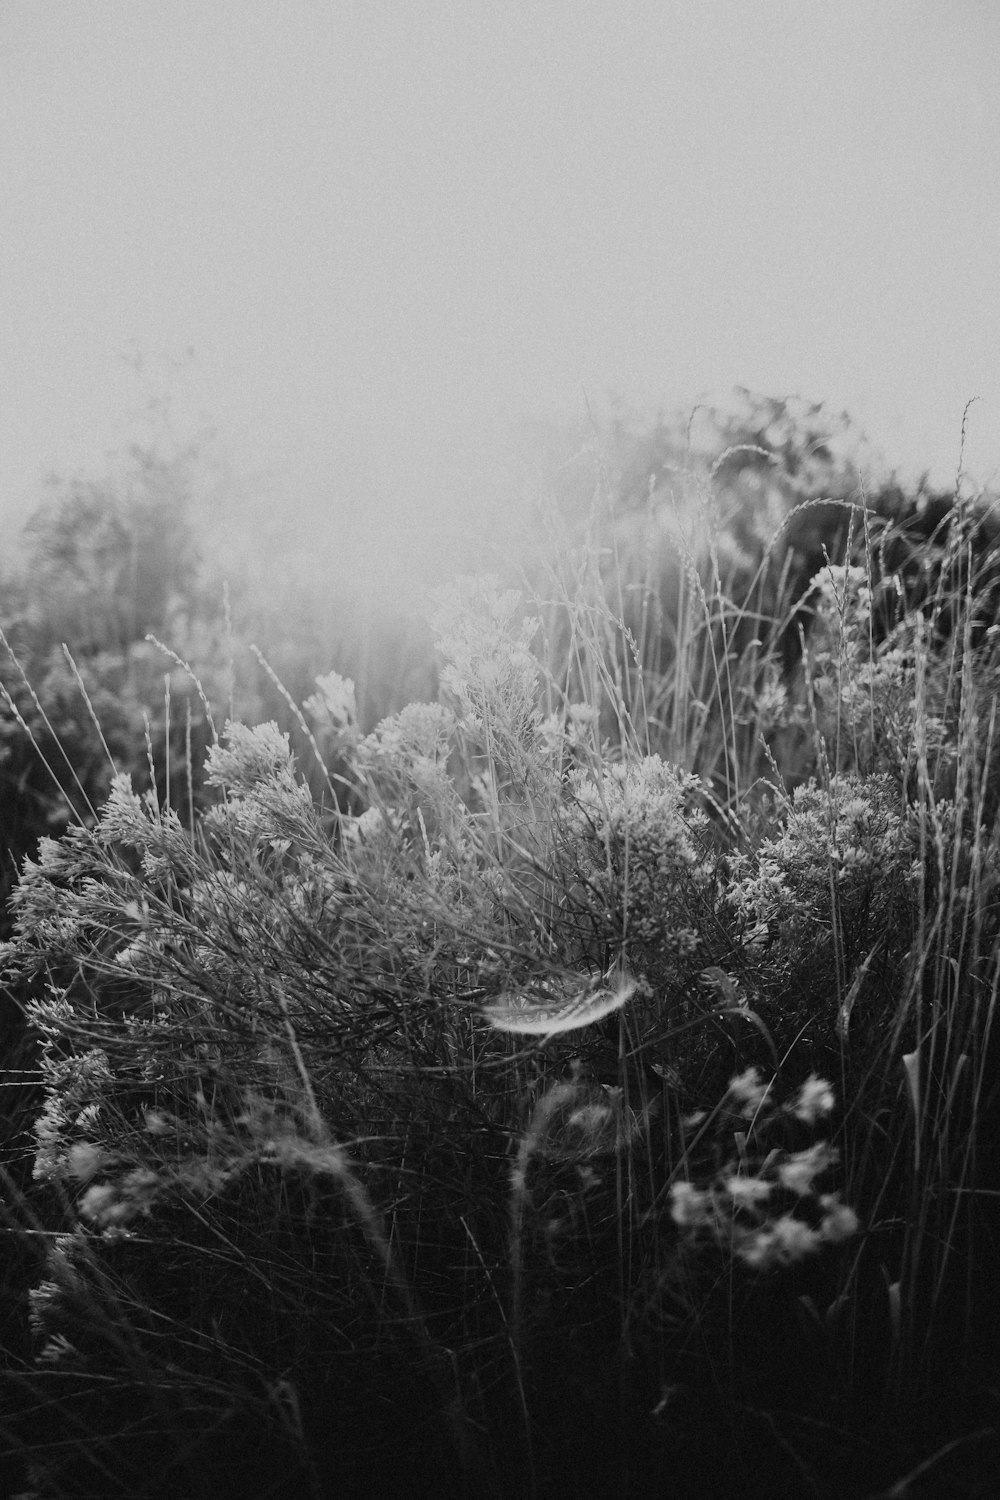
{"left": 2, "top": 395, "right": 1000, "bottom": 1498}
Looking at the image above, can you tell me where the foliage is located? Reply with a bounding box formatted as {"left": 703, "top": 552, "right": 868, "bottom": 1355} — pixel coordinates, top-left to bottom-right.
{"left": 3, "top": 401, "right": 1000, "bottom": 1497}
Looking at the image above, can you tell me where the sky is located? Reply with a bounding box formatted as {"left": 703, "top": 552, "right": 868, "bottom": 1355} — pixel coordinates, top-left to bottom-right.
{"left": 2, "top": 0, "right": 999, "bottom": 603}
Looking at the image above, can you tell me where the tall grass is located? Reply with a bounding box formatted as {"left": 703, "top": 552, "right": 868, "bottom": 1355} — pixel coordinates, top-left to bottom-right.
{"left": 2, "top": 457, "right": 1000, "bottom": 1498}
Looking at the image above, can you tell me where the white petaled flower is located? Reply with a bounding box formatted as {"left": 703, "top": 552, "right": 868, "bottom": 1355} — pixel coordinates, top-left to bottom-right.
{"left": 98, "top": 773, "right": 151, "bottom": 846}
{"left": 309, "top": 672, "right": 357, "bottom": 728}
{"left": 364, "top": 701, "right": 454, "bottom": 766}
{"left": 727, "top": 1067, "right": 772, "bottom": 1118}
{"left": 790, "top": 1074, "right": 836, "bottom": 1125}
{"left": 669, "top": 1180, "right": 712, "bottom": 1228}
{"left": 565, "top": 702, "right": 599, "bottom": 745}
{"left": 737, "top": 1215, "right": 821, "bottom": 1270}
{"left": 724, "top": 1174, "right": 772, "bottom": 1207}
{"left": 778, "top": 1142, "right": 836, "bottom": 1196}
{"left": 736, "top": 1227, "right": 778, "bottom": 1269}
{"left": 769, "top": 1215, "right": 822, "bottom": 1262}
{"left": 813, "top": 563, "right": 871, "bottom": 619}
{"left": 66, "top": 1143, "right": 103, "bottom": 1182}
{"left": 79, "top": 1183, "right": 121, "bottom": 1224}
{"left": 205, "top": 722, "right": 296, "bottom": 796}
{"left": 430, "top": 575, "right": 540, "bottom": 734}
{"left": 818, "top": 1195, "right": 860, "bottom": 1242}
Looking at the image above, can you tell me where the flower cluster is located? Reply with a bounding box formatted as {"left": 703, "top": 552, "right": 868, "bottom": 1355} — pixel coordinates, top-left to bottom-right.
{"left": 538, "top": 702, "right": 601, "bottom": 765}
{"left": 358, "top": 701, "right": 463, "bottom": 844}
{"left": 32, "top": 1039, "right": 115, "bottom": 1183}
{"left": 670, "top": 1068, "right": 858, "bottom": 1271}
{"left": 363, "top": 701, "right": 455, "bottom": 770}
{"left": 203, "top": 721, "right": 314, "bottom": 848}
{"left": 58, "top": 1090, "right": 354, "bottom": 1238}
{"left": 751, "top": 669, "right": 804, "bottom": 737}
{"left": 809, "top": 563, "right": 872, "bottom": 663}
{"left": 430, "top": 575, "right": 540, "bottom": 747}
{"left": 729, "top": 772, "right": 908, "bottom": 969}
{"left": 563, "top": 756, "right": 712, "bottom": 975}
{"left": 304, "top": 671, "right": 358, "bottom": 731}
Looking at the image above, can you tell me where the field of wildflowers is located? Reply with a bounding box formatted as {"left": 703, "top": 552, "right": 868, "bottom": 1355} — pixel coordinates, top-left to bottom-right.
{"left": 2, "top": 407, "right": 1000, "bottom": 1497}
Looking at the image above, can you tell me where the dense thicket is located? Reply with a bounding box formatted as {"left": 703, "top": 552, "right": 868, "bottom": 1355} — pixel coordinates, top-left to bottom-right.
{"left": 2, "top": 396, "right": 1000, "bottom": 1499}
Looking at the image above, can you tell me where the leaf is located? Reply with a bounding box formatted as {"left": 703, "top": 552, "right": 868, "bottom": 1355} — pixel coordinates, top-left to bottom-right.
{"left": 482, "top": 976, "right": 636, "bottom": 1037}
{"left": 836, "top": 941, "right": 882, "bottom": 1042}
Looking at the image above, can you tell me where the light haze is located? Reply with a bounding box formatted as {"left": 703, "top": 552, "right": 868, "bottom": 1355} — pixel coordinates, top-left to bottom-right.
{"left": 2, "top": 1, "right": 998, "bottom": 602}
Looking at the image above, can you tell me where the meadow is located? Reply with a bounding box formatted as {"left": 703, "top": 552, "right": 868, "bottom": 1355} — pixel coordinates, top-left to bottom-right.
{"left": 2, "top": 398, "right": 1000, "bottom": 1498}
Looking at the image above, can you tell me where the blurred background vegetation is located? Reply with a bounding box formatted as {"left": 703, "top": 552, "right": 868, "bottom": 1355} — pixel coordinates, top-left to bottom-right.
{"left": 4, "top": 390, "right": 1000, "bottom": 1498}
{"left": 3, "top": 389, "right": 988, "bottom": 945}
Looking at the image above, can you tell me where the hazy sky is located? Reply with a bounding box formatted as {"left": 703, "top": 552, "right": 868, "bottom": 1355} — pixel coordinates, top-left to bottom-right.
{"left": 2, "top": 1, "right": 999, "bottom": 598}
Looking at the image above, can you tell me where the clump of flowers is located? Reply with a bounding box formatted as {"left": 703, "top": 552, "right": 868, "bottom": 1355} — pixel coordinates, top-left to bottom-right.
{"left": 729, "top": 771, "right": 910, "bottom": 980}
{"left": 53, "top": 1090, "right": 334, "bottom": 1237}
{"left": 562, "top": 755, "right": 714, "bottom": 981}
{"left": 359, "top": 701, "right": 463, "bottom": 843}
{"left": 304, "top": 671, "right": 358, "bottom": 732}
{"left": 805, "top": 561, "right": 961, "bottom": 789}
{"left": 538, "top": 701, "right": 601, "bottom": 771}
{"left": 203, "top": 720, "right": 315, "bottom": 847}
{"left": 809, "top": 592, "right": 953, "bottom": 783}
{"left": 430, "top": 575, "right": 541, "bottom": 753}
{"left": 751, "top": 667, "right": 806, "bottom": 737}
{"left": 304, "top": 670, "right": 361, "bottom": 766}
{"left": 30, "top": 995, "right": 115, "bottom": 1183}
{"left": 809, "top": 563, "right": 872, "bottom": 665}
{"left": 670, "top": 1068, "right": 858, "bottom": 1271}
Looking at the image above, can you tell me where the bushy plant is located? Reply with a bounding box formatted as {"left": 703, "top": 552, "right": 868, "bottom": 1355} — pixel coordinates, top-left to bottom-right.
{"left": 3, "top": 416, "right": 1000, "bottom": 1498}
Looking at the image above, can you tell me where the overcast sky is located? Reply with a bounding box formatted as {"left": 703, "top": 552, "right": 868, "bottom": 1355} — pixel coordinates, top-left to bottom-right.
{"left": 2, "top": 1, "right": 998, "bottom": 599}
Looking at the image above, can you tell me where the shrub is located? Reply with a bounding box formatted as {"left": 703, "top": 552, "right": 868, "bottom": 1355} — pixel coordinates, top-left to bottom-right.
{"left": 3, "top": 423, "right": 1000, "bottom": 1498}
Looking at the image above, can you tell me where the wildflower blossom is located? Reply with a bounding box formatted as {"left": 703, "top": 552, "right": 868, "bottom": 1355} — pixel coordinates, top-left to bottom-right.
{"left": 669, "top": 1180, "right": 712, "bottom": 1229}
{"left": 430, "top": 575, "right": 540, "bottom": 741}
{"left": 78, "top": 1183, "right": 124, "bottom": 1225}
{"left": 31, "top": 1045, "right": 114, "bottom": 1182}
{"left": 739, "top": 1215, "right": 821, "bottom": 1269}
{"left": 563, "top": 756, "right": 711, "bottom": 978}
{"left": 818, "top": 1195, "right": 860, "bottom": 1242}
{"left": 205, "top": 721, "right": 296, "bottom": 796}
{"left": 753, "top": 673, "right": 801, "bottom": 734}
{"left": 305, "top": 671, "right": 357, "bottom": 729}
{"left": 810, "top": 564, "right": 872, "bottom": 662}
{"left": 95, "top": 774, "right": 187, "bottom": 882}
{"left": 790, "top": 1074, "right": 836, "bottom": 1125}
{"left": 66, "top": 1143, "right": 103, "bottom": 1182}
{"left": 724, "top": 1174, "right": 773, "bottom": 1207}
{"left": 669, "top": 1073, "right": 857, "bottom": 1273}
{"left": 98, "top": 773, "right": 152, "bottom": 846}
{"left": 363, "top": 701, "right": 455, "bottom": 767}
{"left": 727, "top": 1067, "right": 772, "bottom": 1119}
{"left": 778, "top": 1142, "right": 837, "bottom": 1195}
{"left": 728, "top": 773, "right": 907, "bottom": 979}
{"left": 77, "top": 1167, "right": 161, "bottom": 1228}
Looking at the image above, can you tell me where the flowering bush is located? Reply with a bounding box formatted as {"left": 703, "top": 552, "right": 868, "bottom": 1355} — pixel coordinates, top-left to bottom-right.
{"left": 6, "top": 508, "right": 1000, "bottom": 1499}
{"left": 430, "top": 574, "right": 540, "bottom": 759}
{"left": 728, "top": 772, "right": 912, "bottom": 1020}
{"left": 560, "top": 755, "right": 716, "bottom": 986}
